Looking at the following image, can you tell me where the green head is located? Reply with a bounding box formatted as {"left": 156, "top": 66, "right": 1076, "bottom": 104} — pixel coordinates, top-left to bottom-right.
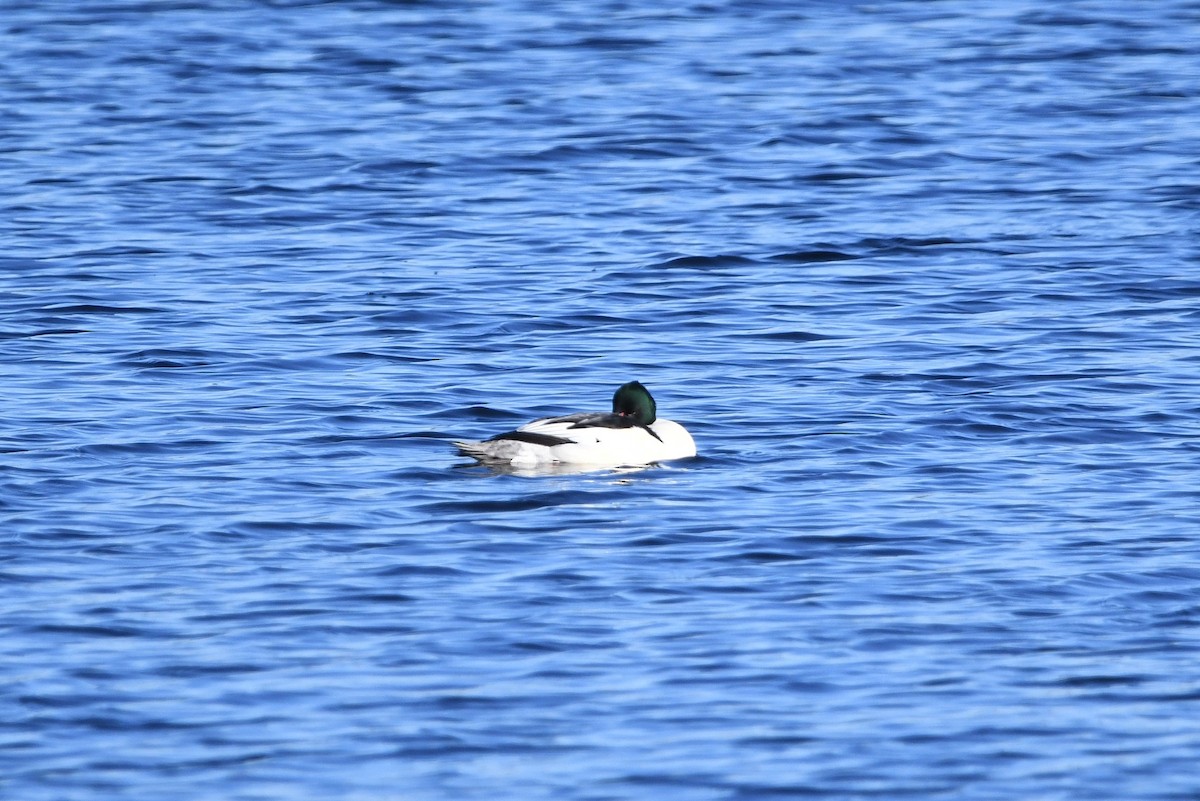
{"left": 612, "top": 380, "right": 656, "bottom": 425}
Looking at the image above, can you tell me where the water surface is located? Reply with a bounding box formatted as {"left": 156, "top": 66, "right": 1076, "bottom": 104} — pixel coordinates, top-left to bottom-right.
{"left": 4, "top": 1, "right": 1200, "bottom": 799}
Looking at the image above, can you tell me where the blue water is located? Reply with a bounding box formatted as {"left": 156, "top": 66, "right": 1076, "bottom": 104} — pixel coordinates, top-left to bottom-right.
{"left": 4, "top": 1, "right": 1200, "bottom": 798}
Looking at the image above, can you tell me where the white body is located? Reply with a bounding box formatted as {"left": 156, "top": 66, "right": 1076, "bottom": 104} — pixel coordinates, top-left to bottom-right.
{"left": 456, "top": 416, "right": 696, "bottom": 467}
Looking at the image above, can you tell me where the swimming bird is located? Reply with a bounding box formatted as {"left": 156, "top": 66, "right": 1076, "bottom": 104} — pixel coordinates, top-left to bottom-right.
{"left": 454, "top": 381, "right": 696, "bottom": 468}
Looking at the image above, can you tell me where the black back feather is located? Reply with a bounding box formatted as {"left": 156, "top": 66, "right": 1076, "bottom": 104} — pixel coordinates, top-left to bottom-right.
{"left": 489, "top": 430, "right": 576, "bottom": 447}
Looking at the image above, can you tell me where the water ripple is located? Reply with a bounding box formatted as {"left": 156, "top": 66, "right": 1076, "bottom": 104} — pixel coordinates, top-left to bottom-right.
{"left": 4, "top": 1, "right": 1200, "bottom": 800}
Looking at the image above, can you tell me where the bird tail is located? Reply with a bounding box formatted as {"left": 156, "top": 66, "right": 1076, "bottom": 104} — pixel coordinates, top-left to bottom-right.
{"left": 453, "top": 440, "right": 494, "bottom": 462}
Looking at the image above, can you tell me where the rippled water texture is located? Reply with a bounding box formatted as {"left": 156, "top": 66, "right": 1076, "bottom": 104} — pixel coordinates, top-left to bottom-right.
{"left": 4, "top": 1, "right": 1200, "bottom": 799}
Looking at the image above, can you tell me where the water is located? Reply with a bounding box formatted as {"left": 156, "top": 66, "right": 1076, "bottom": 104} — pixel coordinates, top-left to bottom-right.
{"left": 4, "top": 1, "right": 1200, "bottom": 798}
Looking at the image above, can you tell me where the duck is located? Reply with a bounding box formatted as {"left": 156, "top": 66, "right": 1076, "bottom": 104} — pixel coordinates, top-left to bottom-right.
{"left": 454, "top": 380, "right": 696, "bottom": 468}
